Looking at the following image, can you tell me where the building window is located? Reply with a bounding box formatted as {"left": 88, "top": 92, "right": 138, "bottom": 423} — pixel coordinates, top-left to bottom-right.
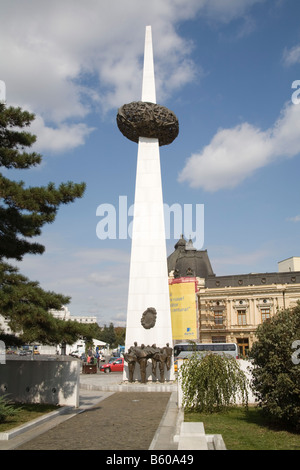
{"left": 237, "top": 309, "right": 247, "bottom": 325}
{"left": 212, "top": 336, "right": 226, "bottom": 343}
{"left": 214, "top": 310, "right": 224, "bottom": 325}
{"left": 261, "top": 307, "right": 270, "bottom": 322}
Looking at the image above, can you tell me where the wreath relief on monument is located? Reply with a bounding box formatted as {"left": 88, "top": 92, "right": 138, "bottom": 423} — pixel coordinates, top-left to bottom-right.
{"left": 116, "top": 101, "right": 179, "bottom": 146}
{"left": 141, "top": 307, "right": 157, "bottom": 329}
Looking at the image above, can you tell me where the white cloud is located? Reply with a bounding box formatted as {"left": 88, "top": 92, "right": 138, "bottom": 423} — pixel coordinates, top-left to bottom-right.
{"left": 209, "top": 244, "right": 273, "bottom": 276}
{"left": 88, "top": 272, "right": 117, "bottom": 286}
{"left": 0, "top": 1, "right": 199, "bottom": 116}
{"left": 212, "top": 247, "right": 271, "bottom": 269}
{"left": 30, "top": 115, "right": 95, "bottom": 153}
{"left": 287, "top": 215, "right": 300, "bottom": 223}
{"left": 200, "top": 0, "right": 265, "bottom": 24}
{"left": 283, "top": 44, "right": 300, "bottom": 66}
{"left": 179, "top": 101, "right": 300, "bottom": 191}
{"left": 1, "top": 0, "right": 265, "bottom": 152}
{"left": 74, "top": 249, "right": 130, "bottom": 265}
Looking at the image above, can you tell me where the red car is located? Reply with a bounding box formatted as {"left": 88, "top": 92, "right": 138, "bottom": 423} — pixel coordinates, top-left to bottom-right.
{"left": 100, "top": 357, "right": 124, "bottom": 373}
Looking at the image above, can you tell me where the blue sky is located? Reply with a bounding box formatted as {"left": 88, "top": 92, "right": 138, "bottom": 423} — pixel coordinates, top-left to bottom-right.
{"left": 1, "top": 0, "right": 300, "bottom": 326}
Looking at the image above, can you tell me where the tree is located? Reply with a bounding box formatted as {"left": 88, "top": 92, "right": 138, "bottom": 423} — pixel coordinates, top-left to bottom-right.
{"left": 250, "top": 304, "right": 300, "bottom": 430}
{"left": 0, "top": 260, "right": 106, "bottom": 347}
{"left": 82, "top": 322, "right": 103, "bottom": 342}
{"left": 0, "top": 262, "right": 68, "bottom": 344}
{"left": 179, "top": 352, "right": 249, "bottom": 413}
{"left": 0, "top": 104, "right": 85, "bottom": 261}
{"left": 0, "top": 103, "right": 86, "bottom": 344}
{"left": 99, "top": 323, "right": 117, "bottom": 348}
{"left": 114, "top": 326, "right": 125, "bottom": 347}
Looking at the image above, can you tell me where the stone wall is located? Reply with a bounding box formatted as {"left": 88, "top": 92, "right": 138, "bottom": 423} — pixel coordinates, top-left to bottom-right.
{"left": 0, "top": 356, "right": 80, "bottom": 407}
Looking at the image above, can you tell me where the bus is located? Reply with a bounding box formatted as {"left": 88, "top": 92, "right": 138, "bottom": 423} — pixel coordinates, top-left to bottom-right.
{"left": 173, "top": 342, "right": 239, "bottom": 359}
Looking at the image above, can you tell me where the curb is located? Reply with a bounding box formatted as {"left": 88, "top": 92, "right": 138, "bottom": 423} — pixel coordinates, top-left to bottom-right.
{"left": 0, "top": 406, "right": 76, "bottom": 441}
{"left": 149, "top": 391, "right": 183, "bottom": 450}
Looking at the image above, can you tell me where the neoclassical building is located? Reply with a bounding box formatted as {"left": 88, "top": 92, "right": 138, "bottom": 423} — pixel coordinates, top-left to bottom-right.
{"left": 168, "top": 236, "right": 300, "bottom": 356}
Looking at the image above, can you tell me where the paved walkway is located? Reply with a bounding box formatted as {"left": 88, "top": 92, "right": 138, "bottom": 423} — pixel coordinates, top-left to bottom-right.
{"left": 0, "top": 372, "right": 182, "bottom": 451}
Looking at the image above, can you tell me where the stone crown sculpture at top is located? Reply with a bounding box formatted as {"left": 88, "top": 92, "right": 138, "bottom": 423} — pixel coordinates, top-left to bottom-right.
{"left": 117, "top": 101, "right": 179, "bottom": 146}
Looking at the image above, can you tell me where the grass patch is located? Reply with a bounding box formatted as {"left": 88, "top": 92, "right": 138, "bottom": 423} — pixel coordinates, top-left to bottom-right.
{"left": 0, "top": 403, "right": 60, "bottom": 432}
{"left": 185, "top": 406, "right": 300, "bottom": 450}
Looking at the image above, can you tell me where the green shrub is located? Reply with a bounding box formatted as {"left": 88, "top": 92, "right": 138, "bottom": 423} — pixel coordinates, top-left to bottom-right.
{"left": 250, "top": 304, "right": 300, "bottom": 430}
{"left": 179, "top": 353, "right": 249, "bottom": 413}
{"left": 0, "top": 396, "right": 19, "bottom": 423}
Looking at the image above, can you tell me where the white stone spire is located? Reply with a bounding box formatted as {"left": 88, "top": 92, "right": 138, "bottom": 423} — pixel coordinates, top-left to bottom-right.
{"left": 123, "top": 26, "right": 174, "bottom": 382}
{"left": 141, "top": 26, "right": 156, "bottom": 103}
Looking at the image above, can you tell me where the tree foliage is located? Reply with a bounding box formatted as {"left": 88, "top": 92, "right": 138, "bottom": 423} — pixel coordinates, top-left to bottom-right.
{"left": 0, "top": 262, "right": 99, "bottom": 346}
{"left": 0, "top": 103, "right": 85, "bottom": 261}
{"left": 179, "top": 352, "right": 249, "bottom": 413}
{"left": 250, "top": 304, "right": 300, "bottom": 430}
{"left": 96, "top": 323, "right": 125, "bottom": 349}
{"left": 98, "top": 323, "right": 116, "bottom": 348}
{"left": 0, "top": 103, "right": 86, "bottom": 345}
{"left": 114, "top": 326, "right": 125, "bottom": 347}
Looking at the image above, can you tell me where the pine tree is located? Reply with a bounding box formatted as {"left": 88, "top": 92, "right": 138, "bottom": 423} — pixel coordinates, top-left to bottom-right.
{"left": 0, "top": 103, "right": 85, "bottom": 261}
{"left": 0, "top": 103, "right": 88, "bottom": 345}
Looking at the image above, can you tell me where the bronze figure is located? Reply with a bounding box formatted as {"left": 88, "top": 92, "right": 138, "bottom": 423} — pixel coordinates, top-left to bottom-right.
{"left": 123, "top": 342, "right": 173, "bottom": 383}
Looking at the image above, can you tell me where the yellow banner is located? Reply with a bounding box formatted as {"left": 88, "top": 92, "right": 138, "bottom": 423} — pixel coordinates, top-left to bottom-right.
{"left": 169, "top": 281, "right": 197, "bottom": 340}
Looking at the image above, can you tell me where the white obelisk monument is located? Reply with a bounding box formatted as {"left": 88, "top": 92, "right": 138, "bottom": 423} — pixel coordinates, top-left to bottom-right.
{"left": 119, "top": 26, "right": 177, "bottom": 382}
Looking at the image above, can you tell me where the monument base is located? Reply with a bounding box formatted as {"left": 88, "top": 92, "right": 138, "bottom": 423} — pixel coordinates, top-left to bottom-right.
{"left": 120, "top": 379, "right": 177, "bottom": 393}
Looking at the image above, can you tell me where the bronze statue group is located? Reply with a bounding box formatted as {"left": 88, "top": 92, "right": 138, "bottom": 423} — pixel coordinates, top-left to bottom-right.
{"left": 124, "top": 342, "right": 173, "bottom": 383}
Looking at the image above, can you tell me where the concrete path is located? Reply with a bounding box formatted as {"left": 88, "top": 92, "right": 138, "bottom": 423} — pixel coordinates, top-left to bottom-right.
{"left": 0, "top": 371, "right": 182, "bottom": 451}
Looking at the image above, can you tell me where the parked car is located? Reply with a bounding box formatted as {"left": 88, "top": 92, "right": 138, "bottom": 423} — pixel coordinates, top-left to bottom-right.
{"left": 100, "top": 357, "right": 124, "bottom": 373}
{"left": 70, "top": 350, "right": 81, "bottom": 358}
{"left": 19, "top": 350, "right": 31, "bottom": 356}
{"left": 6, "top": 348, "right": 18, "bottom": 355}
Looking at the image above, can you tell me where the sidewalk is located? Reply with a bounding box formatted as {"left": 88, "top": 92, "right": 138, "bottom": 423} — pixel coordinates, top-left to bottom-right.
{"left": 0, "top": 371, "right": 182, "bottom": 450}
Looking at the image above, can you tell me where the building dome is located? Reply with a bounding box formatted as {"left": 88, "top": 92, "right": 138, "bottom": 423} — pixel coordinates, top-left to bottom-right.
{"left": 174, "top": 234, "right": 186, "bottom": 250}
{"left": 168, "top": 236, "right": 215, "bottom": 279}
